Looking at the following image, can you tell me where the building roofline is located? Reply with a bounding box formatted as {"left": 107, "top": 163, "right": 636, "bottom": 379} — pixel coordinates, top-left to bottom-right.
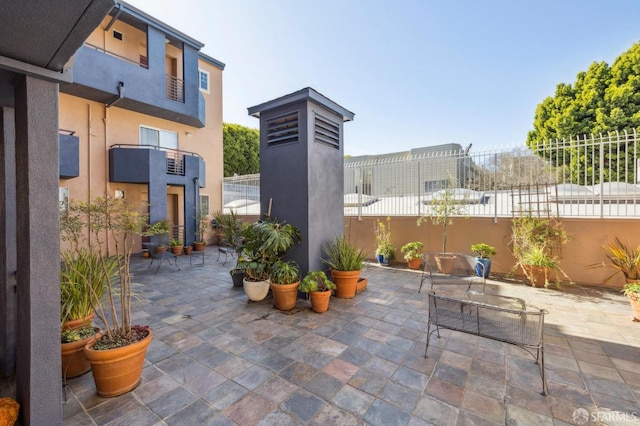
{"left": 117, "top": 1, "right": 204, "bottom": 49}
{"left": 199, "top": 52, "right": 225, "bottom": 70}
{"left": 247, "top": 87, "right": 355, "bottom": 122}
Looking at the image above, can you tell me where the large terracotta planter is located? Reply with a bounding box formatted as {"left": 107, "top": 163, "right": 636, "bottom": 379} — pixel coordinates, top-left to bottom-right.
{"left": 84, "top": 329, "right": 153, "bottom": 397}
{"left": 524, "top": 265, "right": 546, "bottom": 287}
{"left": 628, "top": 293, "right": 640, "bottom": 321}
{"left": 407, "top": 258, "right": 422, "bottom": 270}
{"left": 435, "top": 255, "right": 456, "bottom": 274}
{"left": 62, "top": 312, "right": 95, "bottom": 331}
{"left": 61, "top": 328, "right": 102, "bottom": 379}
{"left": 243, "top": 278, "right": 270, "bottom": 301}
{"left": 331, "top": 270, "right": 361, "bottom": 299}
{"left": 193, "top": 242, "right": 205, "bottom": 251}
{"left": 270, "top": 281, "right": 300, "bottom": 311}
{"left": 309, "top": 290, "right": 332, "bottom": 313}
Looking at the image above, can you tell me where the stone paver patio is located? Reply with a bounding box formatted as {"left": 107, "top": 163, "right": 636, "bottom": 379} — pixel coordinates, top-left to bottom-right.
{"left": 63, "top": 246, "right": 640, "bottom": 425}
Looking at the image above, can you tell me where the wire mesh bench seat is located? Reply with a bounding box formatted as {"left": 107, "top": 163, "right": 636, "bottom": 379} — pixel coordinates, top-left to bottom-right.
{"left": 424, "top": 290, "right": 548, "bottom": 395}
{"left": 419, "top": 253, "right": 487, "bottom": 294}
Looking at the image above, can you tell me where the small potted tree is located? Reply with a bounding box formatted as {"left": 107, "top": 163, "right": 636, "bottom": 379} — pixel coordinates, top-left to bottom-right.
{"left": 374, "top": 217, "right": 394, "bottom": 266}
{"left": 322, "top": 235, "right": 367, "bottom": 299}
{"left": 73, "top": 195, "right": 165, "bottom": 397}
{"left": 300, "top": 271, "right": 336, "bottom": 313}
{"left": 470, "top": 243, "right": 496, "bottom": 278}
{"left": 401, "top": 241, "right": 424, "bottom": 270}
{"left": 418, "top": 178, "right": 468, "bottom": 274}
{"left": 194, "top": 211, "right": 209, "bottom": 251}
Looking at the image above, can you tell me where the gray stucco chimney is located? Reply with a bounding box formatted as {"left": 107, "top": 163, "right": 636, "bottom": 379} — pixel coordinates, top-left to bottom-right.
{"left": 248, "top": 87, "right": 354, "bottom": 275}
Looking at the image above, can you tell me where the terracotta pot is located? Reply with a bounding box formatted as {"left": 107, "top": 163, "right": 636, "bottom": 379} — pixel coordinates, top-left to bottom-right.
{"left": 171, "top": 245, "right": 183, "bottom": 256}
{"left": 435, "top": 255, "right": 456, "bottom": 274}
{"left": 627, "top": 293, "right": 640, "bottom": 321}
{"left": 331, "top": 270, "right": 360, "bottom": 299}
{"left": 356, "top": 277, "right": 368, "bottom": 294}
{"left": 407, "top": 258, "right": 422, "bottom": 270}
{"left": 309, "top": 290, "right": 331, "bottom": 313}
{"left": 270, "top": 281, "right": 300, "bottom": 311}
{"left": 183, "top": 246, "right": 192, "bottom": 255}
{"left": 155, "top": 246, "right": 167, "bottom": 255}
{"left": 84, "top": 329, "right": 153, "bottom": 397}
{"left": 193, "top": 242, "right": 205, "bottom": 251}
{"left": 61, "top": 328, "right": 102, "bottom": 378}
{"left": 524, "top": 265, "right": 546, "bottom": 287}
{"left": 62, "top": 312, "right": 95, "bottom": 331}
{"left": 243, "top": 278, "right": 270, "bottom": 301}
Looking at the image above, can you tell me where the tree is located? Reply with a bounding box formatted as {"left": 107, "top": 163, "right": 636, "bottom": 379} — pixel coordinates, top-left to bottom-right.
{"left": 223, "top": 123, "right": 260, "bottom": 176}
{"left": 526, "top": 41, "right": 640, "bottom": 184}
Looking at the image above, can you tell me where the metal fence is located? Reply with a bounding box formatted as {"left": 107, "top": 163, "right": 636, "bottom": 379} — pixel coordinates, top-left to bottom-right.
{"left": 223, "top": 130, "right": 640, "bottom": 219}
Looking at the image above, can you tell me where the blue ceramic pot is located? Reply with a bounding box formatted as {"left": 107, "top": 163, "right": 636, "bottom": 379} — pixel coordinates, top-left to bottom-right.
{"left": 474, "top": 257, "right": 491, "bottom": 278}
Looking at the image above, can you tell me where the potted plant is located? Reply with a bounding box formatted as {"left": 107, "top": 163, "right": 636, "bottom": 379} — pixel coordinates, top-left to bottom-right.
{"left": 237, "top": 215, "right": 301, "bottom": 301}
{"left": 374, "top": 217, "right": 394, "bottom": 266}
{"left": 61, "top": 326, "right": 102, "bottom": 378}
{"left": 60, "top": 211, "right": 118, "bottom": 379}
{"left": 509, "top": 213, "right": 569, "bottom": 288}
{"left": 300, "top": 271, "right": 336, "bottom": 313}
{"left": 418, "top": 177, "right": 468, "bottom": 274}
{"left": 218, "top": 210, "right": 246, "bottom": 287}
{"left": 194, "top": 211, "right": 209, "bottom": 251}
{"left": 401, "top": 241, "right": 424, "bottom": 270}
{"left": 64, "top": 195, "right": 165, "bottom": 397}
{"left": 169, "top": 238, "right": 183, "bottom": 256}
{"left": 270, "top": 260, "right": 300, "bottom": 311}
{"left": 149, "top": 219, "right": 170, "bottom": 254}
{"left": 322, "top": 235, "right": 367, "bottom": 299}
{"left": 470, "top": 243, "right": 496, "bottom": 278}
{"left": 622, "top": 282, "right": 640, "bottom": 321}
{"left": 591, "top": 237, "right": 640, "bottom": 321}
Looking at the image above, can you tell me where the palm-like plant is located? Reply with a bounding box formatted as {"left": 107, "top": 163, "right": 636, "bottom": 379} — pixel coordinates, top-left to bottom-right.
{"left": 238, "top": 215, "right": 301, "bottom": 281}
{"left": 322, "top": 235, "right": 367, "bottom": 271}
{"left": 599, "top": 237, "right": 640, "bottom": 282}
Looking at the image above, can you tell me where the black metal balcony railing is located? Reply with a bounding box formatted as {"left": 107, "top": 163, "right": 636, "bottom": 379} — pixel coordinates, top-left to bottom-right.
{"left": 84, "top": 42, "right": 148, "bottom": 68}
{"left": 166, "top": 74, "right": 184, "bottom": 102}
{"left": 110, "top": 144, "right": 202, "bottom": 176}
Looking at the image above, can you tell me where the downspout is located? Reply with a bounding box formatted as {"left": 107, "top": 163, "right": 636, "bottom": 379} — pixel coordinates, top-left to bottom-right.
{"left": 193, "top": 177, "right": 199, "bottom": 245}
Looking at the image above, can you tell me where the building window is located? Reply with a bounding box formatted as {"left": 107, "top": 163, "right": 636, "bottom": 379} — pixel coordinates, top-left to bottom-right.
{"left": 140, "top": 126, "right": 178, "bottom": 150}
{"left": 59, "top": 187, "right": 69, "bottom": 212}
{"left": 199, "top": 69, "right": 210, "bottom": 93}
{"left": 200, "top": 195, "right": 210, "bottom": 216}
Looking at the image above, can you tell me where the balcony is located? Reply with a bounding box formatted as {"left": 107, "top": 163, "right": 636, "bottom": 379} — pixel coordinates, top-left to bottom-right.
{"left": 61, "top": 28, "right": 205, "bottom": 127}
{"left": 109, "top": 144, "right": 205, "bottom": 185}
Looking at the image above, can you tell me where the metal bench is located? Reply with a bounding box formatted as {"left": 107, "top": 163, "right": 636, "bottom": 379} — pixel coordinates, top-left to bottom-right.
{"left": 144, "top": 243, "right": 181, "bottom": 274}
{"left": 424, "top": 290, "right": 548, "bottom": 395}
{"left": 419, "top": 253, "right": 486, "bottom": 293}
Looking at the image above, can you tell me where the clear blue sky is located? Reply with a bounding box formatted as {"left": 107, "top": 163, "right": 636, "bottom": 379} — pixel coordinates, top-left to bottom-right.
{"left": 127, "top": 0, "right": 640, "bottom": 156}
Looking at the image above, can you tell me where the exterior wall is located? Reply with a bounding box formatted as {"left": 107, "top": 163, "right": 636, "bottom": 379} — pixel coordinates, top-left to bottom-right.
{"left": 346, "top": 216, "right": 639, "bottom": 289}
{"left": 59, "top": 49, "right": 223, "bottom": 249}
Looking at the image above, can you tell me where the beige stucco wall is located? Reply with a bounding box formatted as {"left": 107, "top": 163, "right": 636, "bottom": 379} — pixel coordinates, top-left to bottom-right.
{"left": 344, "top": 216, "right": 640, "bottom": 289}
{"left": 59, "top": 58, "right": 223, "bottom": 251}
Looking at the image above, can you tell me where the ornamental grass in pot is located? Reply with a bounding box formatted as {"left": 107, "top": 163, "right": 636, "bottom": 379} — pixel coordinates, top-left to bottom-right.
{"left": 63, "top": 195, "right": 165, "bottom": 397}
{"left": 322, "top": 235, "right": 366, "bottom": 299}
